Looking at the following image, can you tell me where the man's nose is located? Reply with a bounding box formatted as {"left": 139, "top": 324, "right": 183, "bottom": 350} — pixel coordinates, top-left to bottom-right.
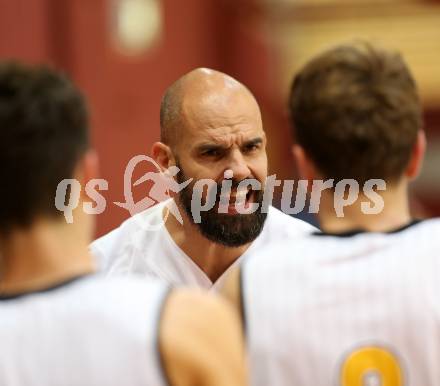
{"left": 225, "top": 149, "right": 251, "bottom": 181}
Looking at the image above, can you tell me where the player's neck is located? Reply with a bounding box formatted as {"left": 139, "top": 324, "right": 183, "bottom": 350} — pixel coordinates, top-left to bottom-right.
{"left": 318, "top": 180, "right": 412, "bottom": 234}
{"left": 0, "top": 218, "right": 95, "bottom": 295}
{"left": 164, "top": 204, "right": 249, "bottom": 283}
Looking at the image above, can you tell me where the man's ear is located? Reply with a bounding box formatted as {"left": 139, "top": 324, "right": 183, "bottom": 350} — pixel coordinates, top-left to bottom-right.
{"left": 73, "top": 149, "right": 99, "bottom": 187}
{"left": 292, "top": 144, "right": 317, "bottom": 182}
{"left": 151, "top": 142, "right": 175, "bottom": 172}
{"left": 405, "top": 130, "right": 426, "bottom": 180}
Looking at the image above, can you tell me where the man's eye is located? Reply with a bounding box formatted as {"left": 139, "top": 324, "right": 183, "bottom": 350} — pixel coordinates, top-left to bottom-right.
{"left": 244, "top": 144, "right": 259, "bottom": 153}
{"left": 202, "top": 149, "right": 220, "bottom": 157}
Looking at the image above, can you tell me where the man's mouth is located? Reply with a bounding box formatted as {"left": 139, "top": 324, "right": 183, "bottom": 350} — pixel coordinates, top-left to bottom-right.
{"left": 218, "top": 187, "right": 254, "bottom": 214}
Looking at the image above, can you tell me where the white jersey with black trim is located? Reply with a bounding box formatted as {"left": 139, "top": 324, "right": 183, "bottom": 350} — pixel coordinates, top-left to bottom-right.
{"left": 242, "top": 219, "right": 440, "bottom": 386}
{"left": 90, "top": 199, "right": 316, "bottom": 290}
{"left": 0, "top": 275, "right": 169, "bottom": 386}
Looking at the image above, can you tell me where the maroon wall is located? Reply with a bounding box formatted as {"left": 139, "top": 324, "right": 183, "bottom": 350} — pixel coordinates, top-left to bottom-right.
{"left": 0, "top": 0, "right": 275, "bottom": 236}
{"left": 3, "top": 0, "right": 435, "bottom": 234}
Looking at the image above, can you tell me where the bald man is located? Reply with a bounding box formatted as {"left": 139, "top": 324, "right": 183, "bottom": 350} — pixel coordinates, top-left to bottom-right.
{"left": 0, "top": 62, "right": 245, "bottom": 386}
{"left": 91, "top": 68, "right": 315, "bottom": 289}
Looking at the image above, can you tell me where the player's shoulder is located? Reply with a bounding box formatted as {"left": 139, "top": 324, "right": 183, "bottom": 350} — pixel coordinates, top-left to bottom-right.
{"left": 51, "top": 275, "right": 170, "bottom": 332}
{"left": 312, "top": 218, "right": 440, "bottom": 247}
{"left": 84, "top": 273, "right": 167, "bottom": 293}
{"left": 164, "top": 289, "right": 237, "bottom": 328}
{"left": 89, "top": 200, "right": 168, "bottom": 268}
{"left": 57, "top": 274, "right": 169, "bottom": 306}
{"left": 91, "top": 200, "right": 167, "bottom": 247}
{"left": 7, "top": 275, "right": 170, "bottom": 323}
{"left": 246, "top": 207, "right": 318, "bottom": 265}
{"left": 265, "top": 205, "right": 318, "bottom": 236}
{"left": 162, "top": 289, "right": 242, "bottom": 358}
{"left": 245, "top": 218, "right": 440, "bottom": 280}
{"left": 384, "top": 217, "right": 440, "bottom": 253}
{"left": 276, "top": 217, "right": 440, "bottom": 261}
{"left": 160, "top": 288, "right": 246, "bottom": 386}
{"left": 288, "top": 218, "right": 440, "bottom": 251}
{"left": 406, "top": 217, "right": 440, "bottom": 234}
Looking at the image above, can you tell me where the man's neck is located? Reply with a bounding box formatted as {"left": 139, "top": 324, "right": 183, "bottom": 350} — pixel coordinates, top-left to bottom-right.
{"left": 163, "top": 204, "right": 250, "bottom": 283}
{"left": 318, "top": 181, "right": 412, "bottom": 234}
{"left": 0, "top": 219, "right": 94, "bottom": 295}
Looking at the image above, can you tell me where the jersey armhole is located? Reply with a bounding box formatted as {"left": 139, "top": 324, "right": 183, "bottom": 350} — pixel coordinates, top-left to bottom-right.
{"left": 156, "top": 286, "right": 173, "bottom": 386}
{"left": 220, "top": 267, "right": 247, "bottom": 339}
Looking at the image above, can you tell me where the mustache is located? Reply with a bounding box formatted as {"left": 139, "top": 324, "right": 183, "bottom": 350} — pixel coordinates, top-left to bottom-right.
{"left": 215, "top": 177, "right": 260, "bottom": 190}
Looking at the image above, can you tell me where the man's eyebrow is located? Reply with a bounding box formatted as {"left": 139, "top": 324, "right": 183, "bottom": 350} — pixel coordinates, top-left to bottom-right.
{"left": 195, "top": 137, "right": 264, "bottom": 152}
{"left": 196, "top": 143, "right": 228, "bottom": 153}
{"left": 242, "top": 137, "right": 264, "bottom": 147}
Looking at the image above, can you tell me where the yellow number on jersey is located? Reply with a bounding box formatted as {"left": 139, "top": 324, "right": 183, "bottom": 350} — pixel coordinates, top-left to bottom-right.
{"left": 341, "top": 346, "right": 403, "bottom": 386}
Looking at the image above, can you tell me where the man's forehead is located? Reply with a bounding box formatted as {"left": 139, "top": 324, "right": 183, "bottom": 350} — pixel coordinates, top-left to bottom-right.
{"left": 192, "top": 126, "right": 266, "bottom": 147}
{"left": 170, "top": 68, "right": 264, "bottom": 147}
{"left": 192, "top": 107, "right": 259, "bottom": 127}
{"left": 183, "top": 92, "right": 262, "bottom": 131}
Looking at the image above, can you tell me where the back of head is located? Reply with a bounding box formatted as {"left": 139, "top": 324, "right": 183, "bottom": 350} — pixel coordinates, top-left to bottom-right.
{"left": 0, "top": 62, "right": 89, "bottom": 234}
{"left": 289, "top": 41, "right": 422, "bottom": 184}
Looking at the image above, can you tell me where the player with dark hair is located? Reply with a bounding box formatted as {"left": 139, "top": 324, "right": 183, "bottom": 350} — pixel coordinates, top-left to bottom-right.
{"left": 223, "top": 42, "right": 440, "bottom": 386}
{"left": 0, "top": 62, "right": 245, "bottom": 386}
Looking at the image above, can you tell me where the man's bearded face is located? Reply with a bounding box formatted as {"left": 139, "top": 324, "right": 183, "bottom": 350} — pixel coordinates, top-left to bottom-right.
{"left": 175, "top": 164, "right": 267, "bottom": 247}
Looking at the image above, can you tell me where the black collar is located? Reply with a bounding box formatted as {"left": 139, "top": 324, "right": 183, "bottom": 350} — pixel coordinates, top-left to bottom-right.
{"left": 0, "top": 274, "right": 92, "bottom": 301}
{"left": 313, "top": 219, "right": 423, "bottom": 238}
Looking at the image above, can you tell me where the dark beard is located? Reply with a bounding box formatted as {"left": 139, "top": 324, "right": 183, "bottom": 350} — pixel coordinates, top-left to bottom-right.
{"left": 175, "top": 167, "right": 268, "bottom": 247}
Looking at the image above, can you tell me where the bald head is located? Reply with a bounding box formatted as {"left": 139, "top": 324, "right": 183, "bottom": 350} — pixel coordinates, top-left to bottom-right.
{"left": 160, "top": 68, "right": 260, "bottom": 149}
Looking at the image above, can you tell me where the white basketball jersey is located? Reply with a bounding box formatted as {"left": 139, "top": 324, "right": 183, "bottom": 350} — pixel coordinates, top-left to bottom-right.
{"left": 91, "top": 199, "right": 316, "bottom": 290}
{"left": 0, "top": 275, "right": 170, "bottom": 386}
{"left": 243, "top": 219, "right": 440, "bottom": 386}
